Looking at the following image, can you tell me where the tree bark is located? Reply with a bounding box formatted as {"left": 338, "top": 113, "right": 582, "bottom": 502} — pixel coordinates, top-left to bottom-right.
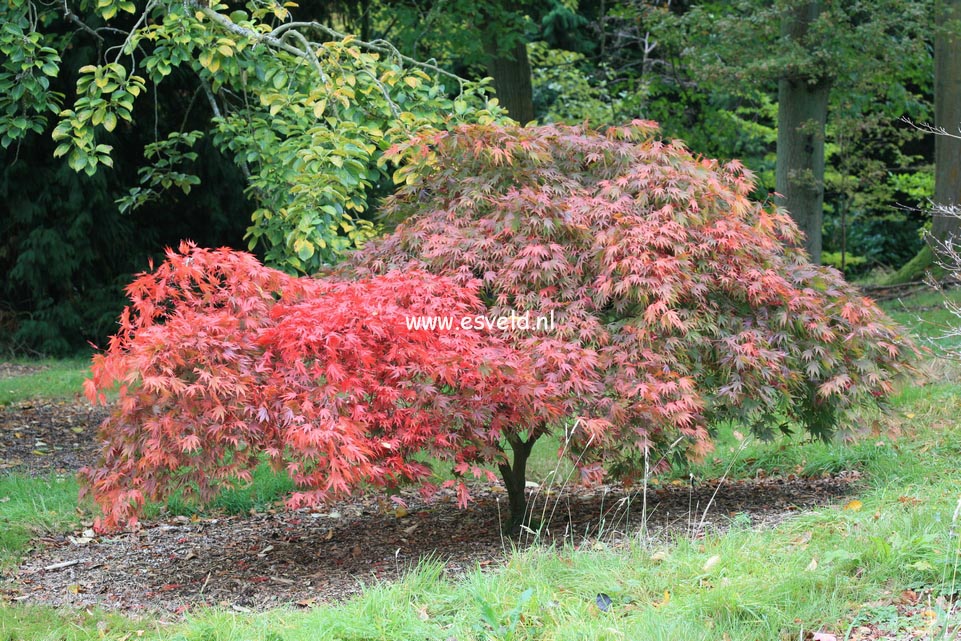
{"left": 775, "top": 2, "right": 831, "bottom": 264}
{"left": 933, "top": 0, "right": 961, "bottom": 243}
{"left": 483, "top": 37, "right": 535, "bottom": 125}
{"left": 497, "top": 434, "right": 536, "bottom": 534}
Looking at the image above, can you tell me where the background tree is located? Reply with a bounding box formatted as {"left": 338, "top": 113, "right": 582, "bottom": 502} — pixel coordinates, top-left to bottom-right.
{"left": 0, "top": 0, "right": 504, "bottom": 353}
{"left": 0, "top": 0, "right": 941, "bottom": 355}
{"left": 933, "top": 0, "right": 961, "bottom": 243}
{"left": 774, "top": 1, "right": 830, "bottom": 262}
{"left": 0, "top": 3, "right": 253, "bottom": 353}
{"left": 680, "top": 0, "right": 930, "bottom": 263}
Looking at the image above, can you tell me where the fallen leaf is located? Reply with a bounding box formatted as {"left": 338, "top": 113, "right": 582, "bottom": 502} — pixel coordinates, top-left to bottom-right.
{"left": 394, "top": 506, "right": 409, "bottom": 518}
{"left": 899, "top": 589, "right": 919, "bottom": 605}
{"left": 844, "top": 500, "right": 862, "bottom": 512}
{"left": 812, "top": 633, "right": 837, "bottom": 641}
{"left": 652, "top": 590, "right": 671, "bottom": 608}
{"left": 791, "top": 531, "right": 813, "bottom": 546}
{"left": 805, "top": 558, "right": 818, "bottom": 572}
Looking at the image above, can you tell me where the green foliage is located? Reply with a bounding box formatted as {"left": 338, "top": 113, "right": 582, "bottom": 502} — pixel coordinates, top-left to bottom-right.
{"left": 1, "top": 0, "right": 504, "bottom": 280}
{"left": 677, "top": 0, "right": 933, "bottom": 265}
{"left": 116, "top": 131, "right": 204, "bottom": 214}
{"left": 821, "top": 105, "right": 931, "bottom": 275}
{"left": 681, "top": 0, "right": 931, "bottom": 93}
{"left": 52, "top": 63, "right": 145, "bottom": 175}
{"left": 0, "top": 4, "right": 63, "bottom": 149}
{"left": 529, "top": 42, "right": 613, "bottom": 124}
{"left": 50, "top": 1, "right": 500, "bottom": 273}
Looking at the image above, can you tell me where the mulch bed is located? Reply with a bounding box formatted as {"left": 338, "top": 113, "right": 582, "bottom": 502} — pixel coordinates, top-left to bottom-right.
{"left": 0, "top": 394, "right": 859, "bottom": 614}
{"left": 0, "top": 400, "right": 106, "bottom": 475}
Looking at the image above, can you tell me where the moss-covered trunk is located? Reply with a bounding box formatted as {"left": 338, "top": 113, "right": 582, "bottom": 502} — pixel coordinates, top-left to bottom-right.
{"left": 933, "top": 0, "right": 961, "bottom": 243}
{"left": 775, "top": 2, "right": 831, "bottom": 264}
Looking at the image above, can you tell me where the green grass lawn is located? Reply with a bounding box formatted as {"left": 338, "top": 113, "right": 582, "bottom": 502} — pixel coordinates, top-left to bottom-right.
{"left": 0, "top": 358, "right": 91, "bottom": 406}
{"left": 2, "top": 289, "right": 961, "bottom": 639}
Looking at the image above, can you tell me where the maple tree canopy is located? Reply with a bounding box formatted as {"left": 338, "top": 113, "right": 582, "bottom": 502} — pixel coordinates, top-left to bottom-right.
{"left": 83, "top": 122, "right": 915, "bottom": 531}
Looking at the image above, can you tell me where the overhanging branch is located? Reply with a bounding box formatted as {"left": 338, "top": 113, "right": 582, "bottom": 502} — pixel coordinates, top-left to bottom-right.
{"left": 194, "top": 4, "right": 466, "bottom": 93}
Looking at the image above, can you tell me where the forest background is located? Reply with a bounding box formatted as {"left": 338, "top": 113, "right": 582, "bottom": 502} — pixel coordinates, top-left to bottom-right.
{"left": 1, "top": 0, "right": 953, "bottom": 355}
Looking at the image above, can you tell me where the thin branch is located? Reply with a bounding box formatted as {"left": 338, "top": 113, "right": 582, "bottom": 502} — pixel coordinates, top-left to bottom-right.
{"left": 198, "top": 7, "right": 322, "bottom": 68}
{"left": 902, "top": 116, "right": 961, "bottom": 141}
{"left": 178, "top": 86, "right": 203, "bottom": 132}
{"left": 358, "top": 69, "right": 400, "bottom": 119}
{"left": 110, "top": 0, "right": 155, "bottom": 66}
{"left": 200, "top": 78, "right": 222, "bottom": 119}
{"left": 258, "top": 16, "right": 464, "bottom": 86}
{"left": 62, "top": 0, "right": 103, "bottom": 43}
{"left": 195, "top": 5, "right": 470, "bottom": 113}
{"left": 278, "top": 27, "right": 329, "bottom": 84}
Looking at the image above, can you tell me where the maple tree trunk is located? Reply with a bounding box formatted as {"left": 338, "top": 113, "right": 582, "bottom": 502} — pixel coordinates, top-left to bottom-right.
{"left": 775, "top": 1, "right": 831, "bottom": 264}
{"left": 498, "top": 434, "right": 536, "bottom": 534}
{"left": 933, "top": 0, "right": 961, "bottom": 243}
{"left": 483, "top": 38, "right": 535, "bottom": 125}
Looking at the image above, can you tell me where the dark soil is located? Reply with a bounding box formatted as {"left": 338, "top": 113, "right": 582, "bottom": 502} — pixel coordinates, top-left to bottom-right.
{"left": 0, "top": 400, "right": 106, "bottom": 475}
{"left": 0, "top": 397, "right": 859, "bottom": 615}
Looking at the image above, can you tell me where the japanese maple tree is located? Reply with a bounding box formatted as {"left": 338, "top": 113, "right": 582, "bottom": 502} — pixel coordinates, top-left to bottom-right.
{"left": 82, "top": 242, "right": 560, "bottom": 530}
{"left": 85, "top": 121, "right": 915, "bottom": 534}
{"left": 344, "top": 121, "right": 916, "bottom": 527}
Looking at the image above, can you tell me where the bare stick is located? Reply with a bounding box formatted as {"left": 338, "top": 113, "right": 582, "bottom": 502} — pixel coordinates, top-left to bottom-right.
{"left": 44, "top": 558, "right": 86, "bottom": 571}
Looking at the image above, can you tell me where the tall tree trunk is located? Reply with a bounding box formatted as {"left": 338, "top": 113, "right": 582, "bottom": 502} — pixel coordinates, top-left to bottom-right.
{"left": 498, "top": 434, "right": 537, "bottom": 534}
{"left": 483, "top": 38, "right": 535, "bottom": 124}
{"left": 775, "top": 2, "right": 831, "bottom": 264}
{"left": 933, "top": 0, "right": 961, "bottom": 243}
